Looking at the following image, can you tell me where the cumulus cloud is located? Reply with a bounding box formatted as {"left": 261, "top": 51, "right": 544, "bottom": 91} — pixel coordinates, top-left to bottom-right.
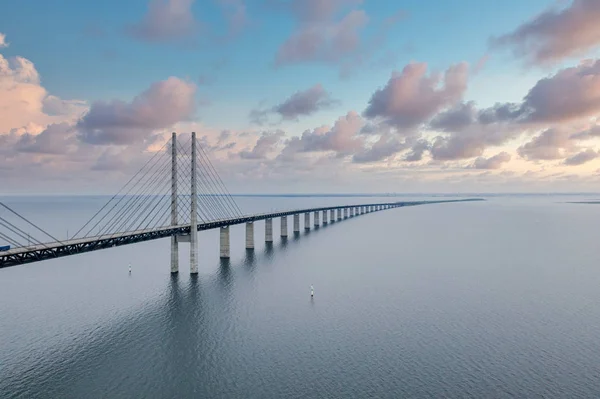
{"left": 518, "top": 59, "right": 600, "bottom": 123}
{"left": 274, "top": 0, "right": 368, "bottom": 66}
{"left": 472, "top": 152, "right": 511, "bottom": 170}
{"left": 517, "top": 128, "right": 577, "bottom": 161}
{"left": 77, "top": 77, "right": 197, "bottom": 145}
{"left": 490, "top": 0, "right": 600, "bottom": 65}
{"left": 363, "top": 62, "right": 468, "bottom": 129}
{"left": 0, "top": 33, "right": 8, "bottom": 48}
{"left": 126, "top": 0, "right": 199, "bottom": 42}
{"left": 217, "top": 0, "right": 249, "bottom": 39}
{"left": 250, "top": 84, "right": 338, "bottom": 124}
{"left": 564, "top": 148, "right": 598, "bottom": 165}
{"left": 352, "top": 134, "right": 407, "bottom": 163}
{"left": 403, "top": 139, "right": 429, "bottom": 162}
{"left": 278, "top": 111, "right": 365, "bottom": 160}
{"left": 239, "top": 130, "right": 285, "bottom": 159}
{"left": 0, "top": 53, "right": 87, "bottom": 133}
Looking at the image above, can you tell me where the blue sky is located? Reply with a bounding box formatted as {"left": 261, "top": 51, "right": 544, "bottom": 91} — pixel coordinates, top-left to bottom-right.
{"left": 0, "top": 0, "right": 555, "bottom": 132}
{"left": 2, "top": 0, "right": 600, "bottom": 194}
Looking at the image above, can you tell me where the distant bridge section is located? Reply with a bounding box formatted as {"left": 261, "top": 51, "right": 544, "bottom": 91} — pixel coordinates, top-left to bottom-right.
{"left": 0, "top": 132, "right": 483, "bottom": 270}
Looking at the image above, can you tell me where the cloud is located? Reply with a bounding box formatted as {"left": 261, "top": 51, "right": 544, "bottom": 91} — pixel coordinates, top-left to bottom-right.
{"left": 518, "top": 59, "right": 600, "bottom": 123}
{"left": 403, "top": 139, "right": 429, "bottom": 162}
{"left": 15, "top": 123, "right": 77, "bottom": 155}
{"left": 517, "top": 128, "right": 577, "bottom": 161}
{"left": 239, "top": 130, "right": 285, "bottom": 159}
{"left": 363, "top": 62, "right": 469, "bottom": 129}
{"left": 77, "top": 77, "right": 197, "bottom": 145}
{"left": 564, "top": 148, "right": 598, "bottom": 165}
{"left": 274, "top": 0, "right": 368, "bottom": 67}
{"left": 278, "top": 111, "right": 365, "bottom": 160}
{"left": 217, "top": 0, "right": 249, "bottom": 39}
{"left": 472, "top": 152, "right": 511, "bottom": 169}
{"left": 250, "top": 84, "right": 338, "bottom": 124}
{"left": 0, "top": 33, "right": 8, "bottom": 48}
{"left": 490, "top": 0, "right": 600, "bottom": 65}
{"left": 352, "top": 134, "right": 407, "bottom": 163}
{"left": 126, "top": 0, "right": 199, "bottom": 42}
{"left": 429, "top": 135, "right": 487, "bottom": 161}
{"left": 0, "top": 53, "right": 87, "bottom": 133}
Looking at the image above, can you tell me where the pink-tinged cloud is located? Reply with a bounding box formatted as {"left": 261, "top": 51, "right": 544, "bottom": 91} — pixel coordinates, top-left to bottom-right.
{"left": 250, "top": 84, "right": 338, "bottom": 124}
{"left": 289, "top": 0, "right": 363, "bottom": 24}
{"left": 472, "top": 152, "right": 511, "bottom": 170}
{"left": 363, "top": 62, "right": 468, "bottom": 129}
{"left": 126, "top": 0, "right": 199, "bottom": 42}
{"left": 278, "top": 111, "right": 365, "bottom": 160}
{"left": 0, "top": 33, "right": 8, "bottom": 48}
{"left": 239, "top": 131, "right": 285, "bottom": 159}
{"left": 0, "top": 54, "right": 87, "bottom": 133}
{"left": 517, "top": 128, "right": 577, "bottom": 160}
{"left": 430, "top": 136, "right": 486, "bottom": 161}
{"left": 217, "top": 0, "right": 249, "bottom": 39}
{"left": 273, "top": 84, "right": 337, "bottom": 120}
{"left": 520, "top": 59, "right": 600, "bottom": 123}
{"left": 490, "top": 0, "right": 600, "bottom": 64}
{"left": 564, "top": 148, "right": 598, "bottom": 165}
{"left": 77, "top": 77, "right": 197, "bottom": 145}
{"left": 15, "top": 123, "right": 76, "bottom": 155}
{"left": 352, "top": 134, "right": 407, "bottom": 163}
{"left": 275, "top": 10, "right": 368, "bottom": 65}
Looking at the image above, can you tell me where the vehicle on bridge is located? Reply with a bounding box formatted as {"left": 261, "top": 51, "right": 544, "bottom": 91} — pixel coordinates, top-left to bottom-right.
{"left": 0, "top": 245, "right": 10, "bottom": 252}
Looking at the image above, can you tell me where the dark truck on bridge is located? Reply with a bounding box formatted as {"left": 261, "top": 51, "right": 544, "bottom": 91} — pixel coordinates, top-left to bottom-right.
{"left": 0, "top": 245, "right": 10, "bottom": 252}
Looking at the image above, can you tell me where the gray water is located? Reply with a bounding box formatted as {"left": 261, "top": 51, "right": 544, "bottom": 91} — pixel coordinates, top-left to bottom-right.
{"left": 2, "top": 195, "right": 600, "bottom": 398}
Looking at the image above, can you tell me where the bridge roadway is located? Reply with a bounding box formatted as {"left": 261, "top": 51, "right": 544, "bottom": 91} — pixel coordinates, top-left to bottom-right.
{"left": 0, "top": 199, "right": 482, "bottom": 269}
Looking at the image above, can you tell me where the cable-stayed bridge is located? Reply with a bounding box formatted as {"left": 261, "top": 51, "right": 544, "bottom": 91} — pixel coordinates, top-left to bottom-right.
{"left": 0, "top": 133, "right": 482, "bottom": 271}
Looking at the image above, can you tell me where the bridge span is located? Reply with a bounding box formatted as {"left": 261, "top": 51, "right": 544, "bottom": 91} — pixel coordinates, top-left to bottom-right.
{"left": 0, "top": 132, "right": 483, "bottom": 271}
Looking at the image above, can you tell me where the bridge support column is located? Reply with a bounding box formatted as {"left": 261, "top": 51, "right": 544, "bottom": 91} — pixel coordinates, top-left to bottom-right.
{"left": 330, "top": 209, "right": 335, "bottom": 223}
{"left": 190, "top": 131, "right": 198, "bottom": 274}
{"left": 304, "top": 212, "right": 310, "bottom": 230}
{"left": 337, "top": 209, "right": 342, "bottom": 221}
{"left": 314, "top": 211, "right": 319, "bottom": 227}
{"left": 246, "top": 222, "right": 254, "bottom": 249}
{"left": 294, "top": 214, "right": 300, "bottom": 233}
{"left": 220, "top": 226, "right": 230, "bottom": 258}
{"left": 170, "top": 132, "right": 179, "bottom": 273}
{"left": 344, "top": 208, "right": 348, "bottom": 219}
{"left": 265, "top": 218, "right": 273, "bottom": 243}
{"left": 322, "top": 210, "right": 327, "bottom": 225}
{"left": 281, "top": 216, "right": 288, "bottom": 237}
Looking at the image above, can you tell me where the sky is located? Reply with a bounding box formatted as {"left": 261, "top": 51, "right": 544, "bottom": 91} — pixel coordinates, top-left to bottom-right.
{"left": 2, "top": 0, "right": 600, "bottom": 194}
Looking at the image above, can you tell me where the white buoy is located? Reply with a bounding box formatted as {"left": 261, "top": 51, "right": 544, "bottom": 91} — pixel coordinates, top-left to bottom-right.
{"left": 310, "top": 284, "right": 314, "bottom": 297}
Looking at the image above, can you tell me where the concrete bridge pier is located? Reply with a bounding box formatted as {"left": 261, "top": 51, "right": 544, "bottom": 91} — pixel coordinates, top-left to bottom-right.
{"left": 265, "top": 218, "right": 273, "bottom": 243}
{"left": 337, "top": 209, "right": 342, "bottom": 221}
{"left": 330, "top": 209, "right": 335, "bottom": 223}
{"left": 294, "top": 214, "right": 300, "bottom": 234}
{"left": 314, "top": 211, "right": 319, "bottom": 227}
{"left": 304, "top": 212, "right": 310, "bottom": 230}
{"left": 281, "top": 216, "right": 288, "bottom": 237}
{"left": 220, "top": 226, "right": 230, "bottom": 258}
{"left": 344, "top": 208, "right": 348, "bottom": 219}
{"left": 322, "top": 210, "right": 328, "bottom": 225}
{"left": 246, "top": 222, "right": 254, "bottom": 249}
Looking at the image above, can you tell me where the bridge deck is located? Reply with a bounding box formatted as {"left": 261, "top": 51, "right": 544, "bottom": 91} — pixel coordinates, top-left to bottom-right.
{"left": 0, "top": 199, "right": 482, "bottom": 268}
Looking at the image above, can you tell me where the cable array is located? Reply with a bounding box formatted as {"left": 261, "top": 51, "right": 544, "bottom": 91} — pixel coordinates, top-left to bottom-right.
{"left": 0, "top": 202, "right": 62, "bottom": 249}
{"left": 71, "top": 133, "right": 244, "bottom": 240}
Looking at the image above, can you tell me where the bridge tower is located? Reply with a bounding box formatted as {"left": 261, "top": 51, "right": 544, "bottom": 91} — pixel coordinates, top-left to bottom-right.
{"left": 170, "top": 132, "right": 200, "bottom": 274}
{"left": 171, "top": 132, "right": 179, "bottom": 273}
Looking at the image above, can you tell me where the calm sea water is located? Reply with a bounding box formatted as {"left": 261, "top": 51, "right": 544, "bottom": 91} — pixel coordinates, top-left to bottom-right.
{"left": 2, "top": 194, "right": 600, "bottom": 398}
